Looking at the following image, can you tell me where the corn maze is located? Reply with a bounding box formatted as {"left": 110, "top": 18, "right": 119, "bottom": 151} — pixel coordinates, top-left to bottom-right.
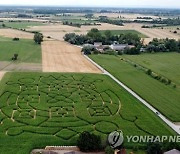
{"left": 0, "top": 73, "right": 174, "bottom": 153}
{"left": 0, "top": 74, "right": 123, "bottom": 139}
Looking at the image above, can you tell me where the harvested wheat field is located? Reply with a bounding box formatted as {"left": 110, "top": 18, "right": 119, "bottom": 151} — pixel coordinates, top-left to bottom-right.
{"left": 94, "top": 13, "right": 163, "bottom": 20}
{"left": 42, "top": 41, "right": 101, "bottom": 73}
{"left": 123, "top": 23, "right": 180, "bottom": 43}
{"left": 0, "top": 29, "right": 34, "bottom": 39}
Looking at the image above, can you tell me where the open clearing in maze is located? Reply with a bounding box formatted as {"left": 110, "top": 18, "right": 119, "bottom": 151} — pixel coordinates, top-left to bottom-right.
{"left": 0, "top": 72, "right": 175, "bottom": 153}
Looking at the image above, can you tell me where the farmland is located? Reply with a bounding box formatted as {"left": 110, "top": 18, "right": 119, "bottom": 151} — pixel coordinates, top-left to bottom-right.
{"left": 100, "top": 30, "right": 148, "bottom": 38}
{"left": 2, "top": 21, "right": 45, "bottom": 29}
{"left": 41, "top": 41, "right": 101, "bottom": 73}
{"left": 122, "top": 53, "right": 180, "bottom": 86}
{"left": 0, "top": 29, "right": 34, "bottom": 39}
{"left": 89, "top": 54, "right": 180, "bottom": 122}
{"left": 62, "top": 19, "right": 98, "bottom": 24}
{"left": 0, "top": 37, "right": 41, "bottom": 63}
{"left": 0, "top": 72, "right": 174, "bottom": 153}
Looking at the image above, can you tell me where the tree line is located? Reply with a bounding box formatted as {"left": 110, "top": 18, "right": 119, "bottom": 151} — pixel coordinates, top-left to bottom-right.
{"left": 146, "top": 38, "right": 180, "bottom": 53}
{"left": 64, "top": 28, "right": 141, "bottom": 46}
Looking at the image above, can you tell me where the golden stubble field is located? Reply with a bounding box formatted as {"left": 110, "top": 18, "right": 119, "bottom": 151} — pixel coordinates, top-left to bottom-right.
{"left": 0, "top": 28, "right": 34, "bottom": 39}
{"left": 41, "top": 40, "right": 101, "bottom": 73}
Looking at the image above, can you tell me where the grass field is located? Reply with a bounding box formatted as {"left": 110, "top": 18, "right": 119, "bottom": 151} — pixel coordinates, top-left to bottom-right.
{"left": 100, "top": 30, "right": 148, "bottom": 38}
{"left": 89, "top": 54, "right": 180, "bottom": 122}
{"left": 2, "top": 21, "right": 45, "bottom": 29}
{"left": 0, "top": 72, "right": 174, "bottom": 154}
{"left": 122, "top": 53, "right": 180, "bottom": 86}
{"left": 0, "top": 37, "right": 41, "bottom": 63}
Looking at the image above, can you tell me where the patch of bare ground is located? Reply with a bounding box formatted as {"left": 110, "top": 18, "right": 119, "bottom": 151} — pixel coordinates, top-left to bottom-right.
{"left": 42, "top": 41, "right": 101, "bottom": 73}
{"left": 0, "top": 29, "right": 34, "bottom": 39}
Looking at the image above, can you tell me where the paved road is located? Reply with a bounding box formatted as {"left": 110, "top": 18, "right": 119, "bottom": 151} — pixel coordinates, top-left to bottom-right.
{"left": 84, "top": 55, "right": 180, "bottom": 135}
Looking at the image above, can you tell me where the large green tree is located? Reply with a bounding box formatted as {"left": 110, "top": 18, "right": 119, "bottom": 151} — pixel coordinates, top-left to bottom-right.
{"left": 34, "top": 32, "right": 43, "bottom": 44}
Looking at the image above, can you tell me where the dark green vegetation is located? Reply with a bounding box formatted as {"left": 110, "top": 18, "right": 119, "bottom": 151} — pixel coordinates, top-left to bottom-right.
{"left": 133, "top": 17, "right": 180, "bottom": 28}
{"left": 0, "top": 72, "right": 174, "bottom": 153}
{"left": 0, "top": 37, "right": 41, "bottom": 63}
{"left": 62, "top": 19, "right": 98, "bottom": 27}
{"left": 146, "top": 38, "right": 180, "bottom": 53}
{"left": 98, "top": 17, "right": 124, "bottom": 26}
{"left": 100, "top": 30, "right": 147, "bottom": 38}
{"left": 89, "top": 55, "right": 180, "bottom": 121}
{"left": 64, "top": 28, "right": 141, "bottom": 46}
{"left": 1, "top": 21, "right": 44, "bottom": 29}
{"left": 77, "top": 131, "right": 101, "bottom": 152}
{"left": 34, "top": 32, "right": 43, "bottom": 44}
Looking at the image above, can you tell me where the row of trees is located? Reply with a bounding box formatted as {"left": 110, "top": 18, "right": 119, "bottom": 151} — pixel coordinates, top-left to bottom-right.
{"left": 99, "top": 17, "right": 124, "bottom": 26}
{"left": 64, "top": 28, "right": 142, "bottom": 46}
{"left": 146, "top": 38, "right": 180, "bottom": 53}
{"left": 134, "top": 18, "right": 180, "bottom": 26}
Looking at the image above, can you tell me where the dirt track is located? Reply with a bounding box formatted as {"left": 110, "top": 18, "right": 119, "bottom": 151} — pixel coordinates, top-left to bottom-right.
{"left": 42, "top": 41, "right": 101, "bottom": 73}
{"left": 0, "top": 29, "right": 33, "bottom": 39}
{"left": 0, "top": 71, "right": 6, "bottom": 81}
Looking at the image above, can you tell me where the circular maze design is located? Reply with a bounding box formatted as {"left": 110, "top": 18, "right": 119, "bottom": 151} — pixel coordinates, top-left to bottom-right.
{"left": 0, "top": 75, "right": 122, "bottom": 140}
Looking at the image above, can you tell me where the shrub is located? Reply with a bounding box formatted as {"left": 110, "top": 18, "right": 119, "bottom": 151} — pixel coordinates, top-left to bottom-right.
{"left": 105, "top": 146, "right": 114, "bottom": 154}
{"left": 82, "top": 46, "right": 93, "bottom": 55}
{"left": 146, "top": 142, "right": 163, "bottom": 154}
{"left": 13, "top": 37, "right": 20, "bottom": 41}
{"left": 167, "top": 79, "right": 171, "bottom": 85}
{"left": 173, "top": 84, "right": 177, "bottom": 88}
{"left": 133, "top": 145, "right": 139, "bottom": 152}
{"left": 146, "top": 69, "right": 152, "bottom": 75}
{"left": 12, "top": 54, "right": 18, "bottom": 61}
{"left": 118, "top": 51, "right": 123, "bottom": 55}
{"left": 161, "top": 78, "right": 168, "bottom": 84}
{"left": 77, "top": 131, "right": 102, "bottom": 152}
{"left": 104, "top": 49, "right": 117, "bottom": 55}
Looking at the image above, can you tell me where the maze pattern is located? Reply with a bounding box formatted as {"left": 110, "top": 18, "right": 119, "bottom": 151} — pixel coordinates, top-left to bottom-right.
{"left": 0, "top": 75, "right": 122, "bottom": 139}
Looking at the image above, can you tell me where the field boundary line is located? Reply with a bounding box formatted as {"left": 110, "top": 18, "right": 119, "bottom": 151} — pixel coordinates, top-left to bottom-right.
{"left": 84, "top": 54, "right": 180, "bottom": 135}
